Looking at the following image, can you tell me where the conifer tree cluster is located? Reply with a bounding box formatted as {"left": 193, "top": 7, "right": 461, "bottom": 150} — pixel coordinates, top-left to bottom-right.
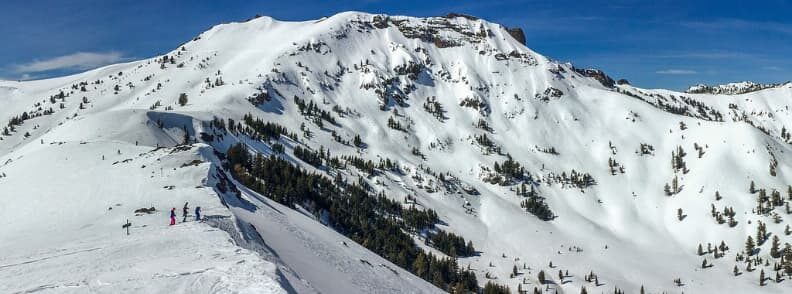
{"left": 293, "top": 145, "right": 323, "bottom": 167}
{"left": 423, "top": 96, "right": 446, "bottom": 121}
{"left": 694, "top": 142, "right": 705, "bottom": 158}
{"left": 294, "top": 95, "right": 337, "bottom": 126}
{"left": 638, "top": 143, "right": 654, "bottom": 156}
{"left": 753, "top": 187, "right": 787, "bottom": 215}
{"left": 546, "top": 170, "right": 595, "bottom": 189}
{"left": 482, "top": 281, "right": 510, "bottom": 294}
{"left": 782, "top": 126, "right": 792, "bottom": 142}
{"left": 710, "top": 204, "right": 737, "bottom": 226}
{"left": 520, "top": 195, "right": 553, "bottom": 221}
{"left": 248, "top": 90, "right": 272, "bottom": 105}
{"left": 353, "top": 134, "right": 363, "bottom": 148}
{"left": 475, "top": 118, "right": 493, "bottom": 133}
{"left": 671, "top": 146, "right": 688, "bottom": 173}
{"left": 387, "top": 116, "right": 406, "bottom": 131}
{"left": 427, "top": 230, "right": 476, "bottom": 257}
{"left": 5, "top": 112, "right": 31, "bottom": 136}
{"left": 242, "top": 114, "right": 298, "bottom": 141}
{"left": 224, "top": 143, "right": 484, "bottom": 292}
{"left": 539, "top": 146, "right": 559, "bottom": 155}
{"left": 607, "top": 157, "right": 625, "bottom": 175}
{"left": 492, "top": 155, "right": 527, "bottom": 183}
{"left": 178, "top": 93, "right": 188, "bottom": 106}
{"left": 475, "top": 133, "right": 501, "bottom": 154}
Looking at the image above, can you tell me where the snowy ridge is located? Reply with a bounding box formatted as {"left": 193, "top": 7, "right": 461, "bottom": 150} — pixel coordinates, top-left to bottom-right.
{"left": 686, "top": 81, "right": 790, "bottom": 95}
{"left": 1, "top": 12, "right": 792, "bottom": 293}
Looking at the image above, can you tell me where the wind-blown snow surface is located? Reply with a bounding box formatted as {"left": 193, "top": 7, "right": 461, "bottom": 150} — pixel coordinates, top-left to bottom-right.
{"left": 0, "top": 143, "right": 284, "bottom": 293}
{"left": 1, "top": 11, "right": 792, "bottom": 293}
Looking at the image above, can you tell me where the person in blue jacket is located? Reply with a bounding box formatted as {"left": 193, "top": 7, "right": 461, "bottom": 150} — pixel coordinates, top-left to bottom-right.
{"left": 195, "top": 206, "right": 201, "bottom": 221}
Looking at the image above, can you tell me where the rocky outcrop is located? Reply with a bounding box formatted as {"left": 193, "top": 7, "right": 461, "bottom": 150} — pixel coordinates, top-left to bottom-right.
{"left": 573, "top": 67, "right": 615, "bottom": 88}
{"left": 507, "top": 28, "right": 526, "bottom": 45}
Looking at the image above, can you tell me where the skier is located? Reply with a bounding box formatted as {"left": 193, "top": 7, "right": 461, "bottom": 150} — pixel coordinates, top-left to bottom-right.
{"left": 182, "top": 202, "right": 189, "bottom": 222}
{"left": 169, "top": 208, "right": 176, "bottom": 225}
{"left": 195, "top": 206, "right": 201, "bottom": 222}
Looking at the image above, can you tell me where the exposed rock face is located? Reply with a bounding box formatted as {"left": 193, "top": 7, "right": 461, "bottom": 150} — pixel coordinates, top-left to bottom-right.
{"left": 444, "top": 13, "right": 479, "bottom": 20}
{"left": 616, "top": 79, "right": 630, "bottom": 85}
{"left": 573, "top": 67, "right": 615, "bottom": 88}
{"left": 507, "top": 28, "right": 526, "bottom": 45}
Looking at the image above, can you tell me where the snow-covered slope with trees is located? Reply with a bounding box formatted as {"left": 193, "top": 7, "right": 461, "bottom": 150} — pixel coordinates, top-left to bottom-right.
{"left": 686, "top": 81, "right": 790, "bottom": 95}
{"left": 2, "top": 12, "right": 792, "bottom": 293}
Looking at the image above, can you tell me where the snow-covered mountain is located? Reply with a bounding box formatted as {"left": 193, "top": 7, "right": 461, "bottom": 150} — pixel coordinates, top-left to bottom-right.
{"left": 2, "top": 12, "right": 792, "bottom": 294}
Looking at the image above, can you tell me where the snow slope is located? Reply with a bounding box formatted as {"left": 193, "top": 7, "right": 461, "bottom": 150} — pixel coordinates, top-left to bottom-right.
{"left": 0, "top": 143, "right": 284, "bottom": 293}
{"left": 2, "top": 11, "right": 792, "bottom": 293}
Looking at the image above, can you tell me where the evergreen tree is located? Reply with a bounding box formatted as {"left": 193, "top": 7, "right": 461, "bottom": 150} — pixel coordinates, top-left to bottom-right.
{"left": 178, "top": 93, "right": 188, "bottom": 106}
{"left": 745, "top": 236, "right": 755, "bottom": 256}
{"left": 353, "top": 134, "right": 362, "bottom": 147}
{"left": 538, "top": 270, "right": 546, "bottom": 284}
{"left": 770, "top": 235, "right": 781, "bottom": 258}
{"left": 412, "top": 252, "right": 428, "bottom": 278}
{"left": 759, "top": 269, "right": 765, "bottom": 286}
{"left": 733, "top": 265, "right": 739, "bottom": 276}
{"left": 482, "top": 281, "right": 510, "bottom": 294}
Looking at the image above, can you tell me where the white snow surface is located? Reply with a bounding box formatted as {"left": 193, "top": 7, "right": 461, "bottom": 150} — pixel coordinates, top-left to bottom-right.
{"left": 1, "top": 11, "right": 792, "bottom": 293}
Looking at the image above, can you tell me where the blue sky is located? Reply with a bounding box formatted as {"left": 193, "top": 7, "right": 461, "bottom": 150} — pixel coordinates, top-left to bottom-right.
{"left": 1, "top": 0, "right": 790, "bottom": 90}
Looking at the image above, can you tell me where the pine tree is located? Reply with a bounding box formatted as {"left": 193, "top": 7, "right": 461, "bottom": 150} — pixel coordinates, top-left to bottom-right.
{"left": 750, "top": 181, "right": 756, "bottom": 193}
{"left": 178, "top": 93, "right": 188, "bottom": 106}
{"left": 745, "top": 236, "right": 755, "bottom": 256}
{"left": 412, "top": 252, "right": 428, "bottom": 278}
{"left": 756, "top": 222, "right": 766, "bottom": 245}
{"left": 640, "top": 285, "right": 645, "bottom": 294}
{"left": 353, "top": 134, "right": 362, "bottom": 147}
{"left": 538, "top": 270, "right": 546, "bottom": 284}
{"left": 759, "top": 269, "right": 765, "bottom": 286}
{"left": 770, "top": 235, "right": 781, "bottom": 258}
{"left": 580, "top": 286, "right": 588, "bottom": 294}
{"left": 733, "top": 265, "right": 739, "bottom": 276}
{"left": 698, "top": 244, "right": 704, "bottom": 256}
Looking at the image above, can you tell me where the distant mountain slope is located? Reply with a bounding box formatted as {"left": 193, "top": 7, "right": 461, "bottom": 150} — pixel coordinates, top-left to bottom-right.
{"left": 687, "top": 81, "right": 790, "bottom": 95}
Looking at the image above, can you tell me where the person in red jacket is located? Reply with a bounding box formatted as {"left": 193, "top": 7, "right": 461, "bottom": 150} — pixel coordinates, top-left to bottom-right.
{"left": 169, "top": 208, "right": 176, "bottom": 225}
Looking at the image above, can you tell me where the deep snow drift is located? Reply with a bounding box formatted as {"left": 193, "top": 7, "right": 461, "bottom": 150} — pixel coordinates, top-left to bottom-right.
{"left": 1, "top": 11, "right": 792, "bottom": 293}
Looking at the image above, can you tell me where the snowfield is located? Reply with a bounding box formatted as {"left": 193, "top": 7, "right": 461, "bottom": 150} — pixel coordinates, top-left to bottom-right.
{"left": 0, "top": 143, "right": 284, "bottom": 293}
{"left": 1, "top": 11, "right": 792, "bottom": 293}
